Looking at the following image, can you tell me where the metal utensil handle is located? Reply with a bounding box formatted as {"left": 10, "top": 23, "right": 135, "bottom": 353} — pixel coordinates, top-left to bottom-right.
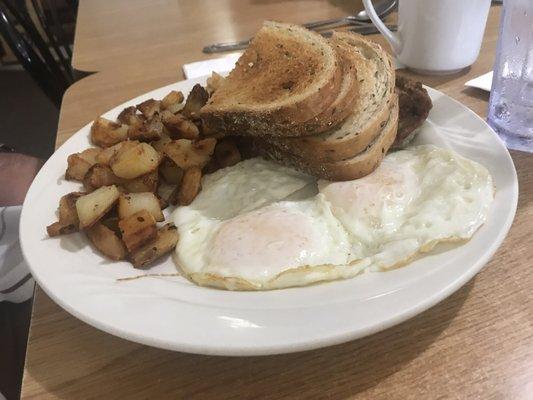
{"left": 203, "top": 24, "right": 397, "bottom": 54}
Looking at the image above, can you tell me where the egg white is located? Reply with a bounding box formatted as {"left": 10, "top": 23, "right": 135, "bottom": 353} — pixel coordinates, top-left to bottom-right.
{"left": 187, "top": 157, "right": 313, "bottom": 220}
{"left": 319, "top": 145, "right": 494, "bottom": 270}
{"left": 174, "top": 195, "right": 359, "bottom": 290}
{"left": 172, "top": 145, "right": 494, "bottom": 290}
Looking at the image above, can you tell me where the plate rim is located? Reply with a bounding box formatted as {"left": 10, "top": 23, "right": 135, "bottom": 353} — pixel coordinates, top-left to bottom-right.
{"left": 19, "top": 78, "right": 518, "bottom": 356}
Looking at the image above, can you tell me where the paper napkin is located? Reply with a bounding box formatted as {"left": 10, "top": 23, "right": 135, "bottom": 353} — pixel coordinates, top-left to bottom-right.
{"left": 464, "top": 71, "right": 493, "bottom": 92}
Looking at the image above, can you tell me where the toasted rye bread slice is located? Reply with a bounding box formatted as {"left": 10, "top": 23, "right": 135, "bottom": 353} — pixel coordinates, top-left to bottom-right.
{"left": 200, "top": 21, "right": 344, "bottom": 138}
{"left": 270, "top": 32, "right": 395, "bottom": 162}
{"left": 277, "top": 37, "right": 362, "bottom": 136}
{"left": 249, "top": 95, "right": 399, "bottom": 181}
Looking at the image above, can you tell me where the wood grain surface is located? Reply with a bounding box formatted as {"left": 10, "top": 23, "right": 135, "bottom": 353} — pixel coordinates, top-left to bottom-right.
{"left": 72, "top": 0, "right": 364, "bottom": 73}
{"left": 22, "top": 3, "right": 533, "bottom": 399}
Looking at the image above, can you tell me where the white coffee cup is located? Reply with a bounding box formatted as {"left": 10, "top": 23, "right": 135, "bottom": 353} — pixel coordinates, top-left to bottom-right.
{"left": 362, "top": 0, "right": 492, "bottom": 74}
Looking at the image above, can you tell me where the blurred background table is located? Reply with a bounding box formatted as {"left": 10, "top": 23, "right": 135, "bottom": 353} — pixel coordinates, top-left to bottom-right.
{"left": 72, "top": 0, "right": 363, "bottom": 73}
{"left": 21, "top": 2, "right": 533, "bottom": 399}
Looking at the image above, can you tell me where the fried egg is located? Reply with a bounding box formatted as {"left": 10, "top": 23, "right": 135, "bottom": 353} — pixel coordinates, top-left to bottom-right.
{"left": 172, "top": 146, "right": 494, "bottom": 290}
{"left": 187, "top": 157, "right": 313, "bottom": 219}
{"left": 319, "top": 145, "right": 494, "bottom": 270}
{"left": 174, "top": 196, "right": 355, "bottom": 289}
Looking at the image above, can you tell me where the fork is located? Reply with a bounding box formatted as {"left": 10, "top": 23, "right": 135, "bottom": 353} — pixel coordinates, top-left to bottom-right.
{"left": 202, "top": 23, "right": 397, "bottom": 54}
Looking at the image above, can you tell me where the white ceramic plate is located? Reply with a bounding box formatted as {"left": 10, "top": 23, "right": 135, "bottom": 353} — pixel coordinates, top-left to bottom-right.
{"left": 20, "top": 77, "right": 518, "bottom": 356}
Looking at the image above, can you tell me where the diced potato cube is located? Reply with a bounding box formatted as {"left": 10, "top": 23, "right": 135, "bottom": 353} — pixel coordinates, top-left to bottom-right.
{"left": 110, "top": 142, "right": 161, "bottom": 179}
{"left": 130, "top": 223, "right": 179, "bottom": 268}
{"left": 136, "top": 99, "right": 161, "bottom": 119}
{"left": 159, "top": 158, "right": 183, "bottom": 184}
{"left": 65, "top": 154, "right": 92, "bottom": 181}
{"left": 78, "top": 148, "right": 102, "bottom": 165}
{"left": 118, "top": 210, "right": 157, "bottom": 252}
{"left": 101, "top": 216, "right": 121, "bottom": 236}
{"left": 91, "top": 117, "right": 128, "bottom": 147}
{"left": 58, "top": 192, "right": 84, "bottom": 226}
{"left": 151, "top": 133, "right": 172, "bottom": 154}
{"left": 83, "top": 164, "right": 121, "bottom": 192}
{"left": 95, "top": 141, "right": 134, "bottom": 165}
{"left": 157, "top": 182, "right": 175, "bottom": 205}
{"left": 117, "top": 106, "right": 144, "bottom": 126}
{"left": 121, "top": 170, "right": 158, "bottom": 193}
{"left": 46, "top": 221, "right": 77, "bottom": 237}
{"left": 161, "top": 90, "right": 184, "bottom": 110}
{"left": 118, "top": 193, "right": 164, "bottom": 222}
{"left": 161, "top": 111, "right": 199, "bottom": 140}
{"left": 86, "top": 222, "right": 127, "bottom": 261}
{"left": 182, "top": 84, "right": 209, "bottom": 117}
{"left": 163, "top": 138, "right": 216, "bottom": 170}
{"left": 177, "top": 167, "right": 202, "bottom": 206}
{"left": 128, "top": 116, "right": 163, "bottom": 142}
{"left": 76, "top": 185, "right": 120, "bottom": 229}
{"left": 158, "top": 196, "right": 168, "bottom": 210}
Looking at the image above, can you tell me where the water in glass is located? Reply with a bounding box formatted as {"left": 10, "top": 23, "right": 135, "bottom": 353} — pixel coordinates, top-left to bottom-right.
{"left": 487, "top": 0, "right": 533, "bottom": 152}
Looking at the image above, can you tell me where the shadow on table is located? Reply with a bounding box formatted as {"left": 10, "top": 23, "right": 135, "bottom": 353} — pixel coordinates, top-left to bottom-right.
{"left": 26, "top": 279, "right": 474, "bottom": 399}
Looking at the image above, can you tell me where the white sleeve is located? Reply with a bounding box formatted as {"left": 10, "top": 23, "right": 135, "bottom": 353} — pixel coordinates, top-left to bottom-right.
{"left": 0, "top": 206, "right": 35, "bottom": 303}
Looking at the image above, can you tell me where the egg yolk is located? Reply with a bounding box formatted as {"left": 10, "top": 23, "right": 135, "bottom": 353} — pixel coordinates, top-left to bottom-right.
{"left": 209, "top": 208, "right": 322, "bottom": 278}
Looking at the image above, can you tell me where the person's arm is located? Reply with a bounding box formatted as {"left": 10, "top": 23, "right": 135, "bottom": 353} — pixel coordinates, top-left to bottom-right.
{"left": 0, "top": 153, "right": 43, "bottom": 206}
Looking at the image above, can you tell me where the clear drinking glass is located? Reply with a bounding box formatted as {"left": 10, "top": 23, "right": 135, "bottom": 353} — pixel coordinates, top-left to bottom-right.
{"left": 487, "top": 0, "right": 533, "bottom": 152}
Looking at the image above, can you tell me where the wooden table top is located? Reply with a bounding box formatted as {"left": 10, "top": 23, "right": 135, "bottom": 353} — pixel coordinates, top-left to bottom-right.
{"left": 22, "top": 3, "right": 533, "bottom": 399}
{"left": 72, "top": 0, "right": 363, "bottom": 73}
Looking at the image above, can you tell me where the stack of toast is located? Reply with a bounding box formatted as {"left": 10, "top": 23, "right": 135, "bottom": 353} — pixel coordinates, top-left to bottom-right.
{"left": 200, "top": 21, "right": 399, "bottom": 181}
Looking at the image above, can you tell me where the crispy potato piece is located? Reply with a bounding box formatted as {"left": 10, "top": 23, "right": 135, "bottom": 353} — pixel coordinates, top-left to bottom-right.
{"left": 159, "top": 158, "right": 183, "bottom": 184}
{"left": 59, "top": 192, "right": 84, "bottom": 226}
{"left": 206, "top": 72, "right": 225, "bottom": 95}
{"left": 215, "top": 139, "right": 241, "bottom": 168}
{"left": 130, "top": 223, "right": 179, "bottom": 268}
{"left": 47, "top": 192, "right": 85, "bottom": 236}
{"left": 117, "top": 106, "right": 144, "bottom": 126}
{"left": 150, "top": 132, "right": 172, "bottom": 154}
{"left": 177, "top": 167, "right": 202, "bottom": 206}
{"left": 65, "top": 154, "right": 92, "bottom": 181}
{"left": 95, "top": 141, "right": 135, "bottom": 165}
{"left": 136, "top": 99, "right": 161, "bottom": 119}
{"left": 118, "top": 210, "right": 157, "bottom": 252}
{"left": 157, "top": 182, "right": 175, "bottom": 205}
{"left": 158, "top": 196, "right": 169, "bottom": 210}
{"left": 46, "top": 221, "right": 78, "bottom": 237}
{"left": 182, "top": 84, "right": 209, "bottom": 117}
{"left": 101, "top": 216, "right": 121, "bottom": 236}
{"left": 121, "top": 170, "right": 158, "bottom": 193}
{"left": 76, "top": 185, "right": 120, "bottom": 229}
{"left": 110, "top": 142, "right": 161, "bottom": 179}
{"left": 86, "top": 222, "right": 127, "bottom": 261}
{"left": 128, "top": 116, "right": 163, "bottom": 142}
{"left": 163, "top": 138, "right": 216, "bottom": 170}
{"left": 202, "top": 158, "right": 220, "bottom": 174}
{"left": 118, "top": 192, "right": 164, "bottom": 221}
{"left": 161, "top": 90, "right": 184, "bottom": 113}
{"left": 78, "top": 148, "right": 102, "bottom": 164}
{"left": 91, "top": 117, "right": 128, "bottom": 147}
{"left": 161, "top": 111, "right": 199, "bottom": 140}
{"left": 83, "top": 164, "right": 121, "bottom": 192}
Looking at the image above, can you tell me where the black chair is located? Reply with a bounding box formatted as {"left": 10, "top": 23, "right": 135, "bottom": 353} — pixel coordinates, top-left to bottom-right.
{"left": 0, "top": 0, "right": 75, "bottom": 108}
{"left": 30, "top": 0, "right": 76, "bottom": 77}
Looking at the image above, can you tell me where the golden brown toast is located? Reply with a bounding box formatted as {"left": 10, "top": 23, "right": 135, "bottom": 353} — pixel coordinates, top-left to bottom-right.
{"left": 269, "top": 32, "right": 396, "bottom": 162}
{"left": 200, "top": 21, "right": 345, "bottom": 138}
{"left": 246, "top": 95, "right": 399, "bottom": 181}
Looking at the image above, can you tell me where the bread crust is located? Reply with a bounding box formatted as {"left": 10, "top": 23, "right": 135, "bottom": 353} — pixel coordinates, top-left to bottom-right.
{"left": 200, "top": 22, "right": 344, "bottom": 137}
{"left": 270, "top": 32, "right": 396, "bottom": 162}
{"left": 249, "top": 95, "right": 399, "bottom": 181}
